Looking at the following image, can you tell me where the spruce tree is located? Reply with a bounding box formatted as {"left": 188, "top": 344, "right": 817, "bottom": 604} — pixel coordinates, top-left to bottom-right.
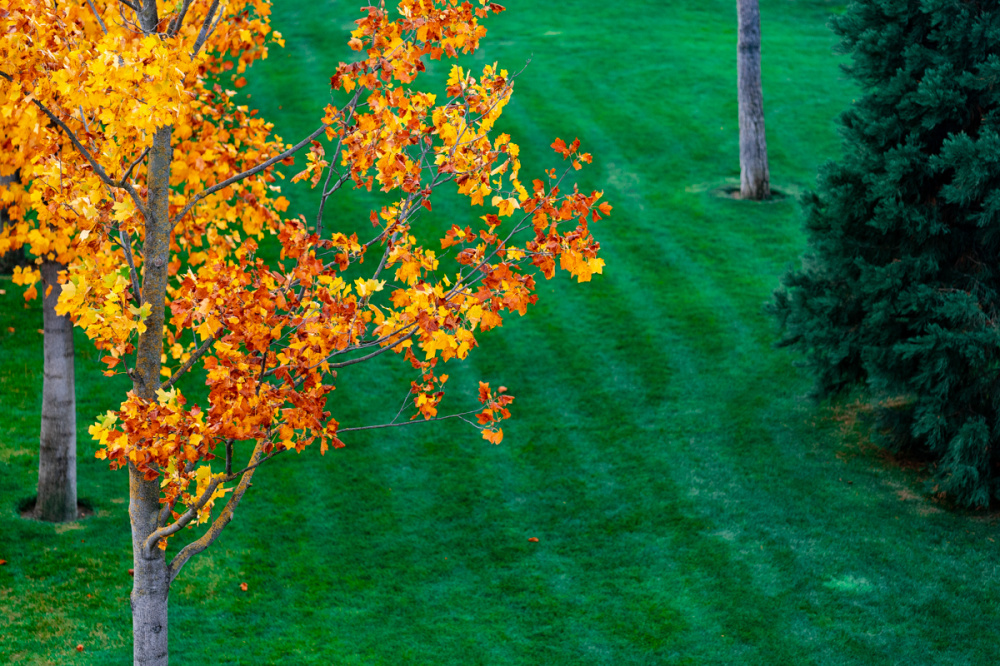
{"left": 772, "top": 0, "right": 1000, "bottom": 508}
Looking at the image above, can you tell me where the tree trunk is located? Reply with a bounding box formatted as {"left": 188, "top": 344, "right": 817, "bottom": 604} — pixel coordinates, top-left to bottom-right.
{"left": 130, "top": 118, "right": 173, "bottom": 666}
{"left": 35, "top": 260, "right": 78, "bottom": 522}
{"left": 0, "top": 171, "right": 27, "bottom": 274}
{"left": 737, "top": 0, "right": 770, "bottom": 200}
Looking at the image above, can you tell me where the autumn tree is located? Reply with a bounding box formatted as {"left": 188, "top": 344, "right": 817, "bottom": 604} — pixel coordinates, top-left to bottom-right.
{"left": 1, "top": 96, "right": 80, "bottom": 522}
{"left": 737, "top": 0, "right": 770, "bottom": 199}
{"left": 1, "top": 1, "right": 608, "bottom": 663}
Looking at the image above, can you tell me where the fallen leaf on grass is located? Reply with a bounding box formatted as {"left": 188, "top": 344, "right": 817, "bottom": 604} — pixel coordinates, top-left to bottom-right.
{"left": 527, "top": 537, "right": 539, "bottom": 542}
{"left": 76, "top": 644, "right": 84, "bottom": 652}
{"left": 239, "top": 582, "right": 248, "bottom": 591}
{"left": 0, "top": 559, "right": 7, "bottom": 565}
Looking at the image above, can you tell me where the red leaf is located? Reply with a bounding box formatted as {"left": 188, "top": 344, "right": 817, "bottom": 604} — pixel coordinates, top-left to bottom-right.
{"left": 76, "top": 644, "right": 84, "bottom": 652}
{"left": 240, "top": 582, "right": 248, "bottom": 591}
{"left": 527, "top": 537, "right": 539, "bottom": 542}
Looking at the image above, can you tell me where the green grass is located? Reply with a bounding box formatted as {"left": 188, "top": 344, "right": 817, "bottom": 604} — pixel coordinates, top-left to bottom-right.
{"left": 5, "top": 1, "right": 1000, "bottom": 664}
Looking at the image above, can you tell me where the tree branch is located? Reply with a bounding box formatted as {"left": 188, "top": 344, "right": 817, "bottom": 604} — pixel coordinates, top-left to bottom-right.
{"left": 0, "top": 72, "right": 150, "bottom": 220}
{"left": 167, "top": 440, "right": 266, "bottom": 583}
{"left": 193, "top": 0, "right": 222, "bottom": 56}
{"left": 144, "top": 476, "right": 223, "bottom": 555}
{"left": 338, "top": 409, "right": 482, "bottom": 434}
{"left": 86, "top": 0, "right": 108, "bottom": 34}
{"left": 159, "top": 332, "right": 218, "bottom": 390}
{"left": 138, "top": 0, "right": 158, "bottom": 35}
{"left": 172, "top": 124, "right": 328, "bottom": 230}
{"left": 114, "top": 224, "right": 143, "bottom": 304}
{"left": 119, "top": 147, "right": 150, "bottom": 187}
{"left": 167, "top": 0, "right": 195, "bottom": 37}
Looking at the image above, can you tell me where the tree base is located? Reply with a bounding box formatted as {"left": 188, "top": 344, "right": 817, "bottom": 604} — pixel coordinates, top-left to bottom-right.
{"left": 717, "top": 185, "right": 787, "bottom": 202}
{"left": 17, "top": 496, "right": 93, "bottom": 522}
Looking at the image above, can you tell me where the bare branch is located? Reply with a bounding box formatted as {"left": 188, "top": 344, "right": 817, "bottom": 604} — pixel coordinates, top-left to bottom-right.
{"left": 159, "top": 332, "right": 218, "bottom": 390}
{"left": 168, "top": 441, "right": 266, "bottom": 582}
{"left": 86, "top": 0, "right": 108, "bottom": 34}
{"left": 114, "top": 224, "right": 143, "bottom": 304}
{"left": 224, "top": 444, "right": 287, "bottom": 480}
{"left": 315, "top": 90, "right": 363, "bottom": 228}
{"left": 167, "top": 0, "right": 195, "bottom": 37}
{"left": 118, "top": 146, "right": 150, "bottom": 187}
{"left": 118, "top": 0, "right": 140, "bottom": 11}
{"left": 192, "top": 0, "right": 222, "bottom": 55}
{"left": 144, "top": 476, "right": 223, "bottom": 555}
{"left": 172, "top": 124, "right": 328, "bottom": 230}
{"left": 338, "top": 409, "right": 482, "bottom": 434}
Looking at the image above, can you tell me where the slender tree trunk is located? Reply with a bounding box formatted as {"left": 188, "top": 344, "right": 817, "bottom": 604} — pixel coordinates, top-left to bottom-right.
{"left": 130, "top": 122, "right": 173, "bottom": 666}
{"left": 35, "top": 260, "right": 78, "bottom": 522}
{"left": 129, "top": 3, "right": 175, "bottom": 660}
{"left": 0, "top": 171, "right": 27, "bottom": 273}
{"left": 737, "top": 0, "right": 770, "bottom": 200}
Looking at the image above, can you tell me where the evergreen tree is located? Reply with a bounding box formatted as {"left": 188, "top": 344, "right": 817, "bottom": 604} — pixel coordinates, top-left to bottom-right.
{"left": 772, "top": 0, "right": 1000, "bottom": 508}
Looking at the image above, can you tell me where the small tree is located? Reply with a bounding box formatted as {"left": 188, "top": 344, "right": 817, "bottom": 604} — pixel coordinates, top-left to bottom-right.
{"left": 772, "top": 0, "right": 1000, "bottom": 507}
{"left": 737, "top": 0, "right": 770, "bottom": 200}
{"left": 3, "top": 1, "right": 608, "bottom": 663}
{"left": 1, "top": 95, "right": 81, "bottom": 522}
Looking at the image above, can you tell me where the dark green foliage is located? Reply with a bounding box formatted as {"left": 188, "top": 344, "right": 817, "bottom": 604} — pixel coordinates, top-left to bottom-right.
{"left": 773, "top": 0, "right": 1000, "bottom": 507}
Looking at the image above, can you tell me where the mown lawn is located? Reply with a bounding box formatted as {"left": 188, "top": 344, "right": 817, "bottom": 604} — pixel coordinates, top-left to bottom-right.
{"left": 4, "top": 1, "right": 1000, "bottom": 664}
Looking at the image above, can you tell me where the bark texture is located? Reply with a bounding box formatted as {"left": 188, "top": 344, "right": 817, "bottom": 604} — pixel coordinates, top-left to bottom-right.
{"left": 35, "top": 259, "right": 78, "bottom": 522}
{"left": 129, "top": 101, "right": 173, "bottom": 663}
{"left": 737, "top": 0, "right": 770, "bottom": 200}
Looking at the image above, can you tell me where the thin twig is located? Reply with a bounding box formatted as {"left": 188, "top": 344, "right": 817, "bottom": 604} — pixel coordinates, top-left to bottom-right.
{"left": 172, "top": 124, "right": 329, "bottom": 230}
{"left": 118, "top": 146, "right": 150, "bottom": 187}
{"left": 115, "top": 224, "right": 143, "bottom": 304}
{"left": 338, "top": 409, "right": 481, "bottom": 434}
{"left": 159, "top": 332, "right": 218, "bottom": 390}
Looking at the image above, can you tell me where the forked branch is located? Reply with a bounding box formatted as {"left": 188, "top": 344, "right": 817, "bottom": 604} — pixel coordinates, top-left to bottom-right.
{"left": 166, "top": 440, "right": 266, "bottom": 582}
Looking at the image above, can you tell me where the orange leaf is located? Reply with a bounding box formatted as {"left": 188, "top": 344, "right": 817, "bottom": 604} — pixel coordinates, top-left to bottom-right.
{"left": 240, "top": 582, "right": 248, "bottom": 591}
{"left": 527, "top": 537, "right": 539, "bottom": 542}
{"left": 482, "top": 428, "right": 503, "bottom": 445}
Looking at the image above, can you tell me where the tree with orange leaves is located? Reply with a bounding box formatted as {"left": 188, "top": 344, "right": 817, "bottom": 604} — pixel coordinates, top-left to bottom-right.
{"left": 2, "top": 1, "right": 608, "bottom": 663}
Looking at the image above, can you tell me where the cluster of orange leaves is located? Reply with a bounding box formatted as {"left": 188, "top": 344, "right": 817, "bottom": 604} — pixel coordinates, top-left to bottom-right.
{"left": 1, "top": 0, "right": 608, "bottom": 537}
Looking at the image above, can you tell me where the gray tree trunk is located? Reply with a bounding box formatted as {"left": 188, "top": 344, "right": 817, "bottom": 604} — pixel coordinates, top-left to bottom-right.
{"left": 130, "top": 122, "right": 173, "bottom": 666}
{"left": 35, "top": 260, "right": 78, "bottom": 522}
{"left": 130, "top": 6, "right": 172, "bottom": 663}
{"left": 737, "top": 0, "right": 770, "bottom": 200}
